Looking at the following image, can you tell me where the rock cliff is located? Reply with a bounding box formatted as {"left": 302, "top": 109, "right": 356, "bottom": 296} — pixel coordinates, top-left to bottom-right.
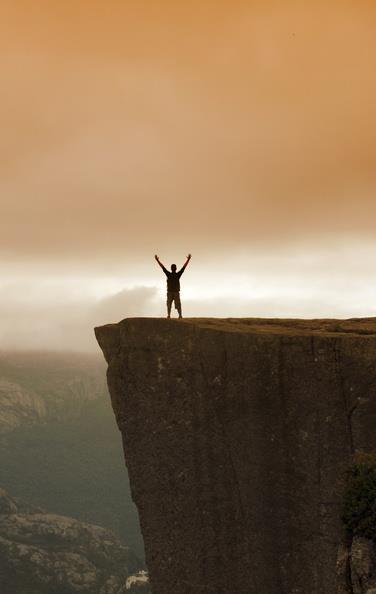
{"left": 95, "top": 318, "right": 376, "bottom": 594}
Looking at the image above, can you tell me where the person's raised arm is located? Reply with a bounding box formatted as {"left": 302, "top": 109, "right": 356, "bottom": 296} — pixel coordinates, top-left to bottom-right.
{"left": 155, "top": 254, "right": 169, "bottom": 275}
{"left": 179, "top": 253, "right": 191, "bottom": 274}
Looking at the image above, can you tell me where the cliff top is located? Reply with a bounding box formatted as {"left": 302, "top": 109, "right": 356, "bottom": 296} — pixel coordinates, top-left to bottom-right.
{"left": 96, "top": 317, "right": 376, "bottom": 338}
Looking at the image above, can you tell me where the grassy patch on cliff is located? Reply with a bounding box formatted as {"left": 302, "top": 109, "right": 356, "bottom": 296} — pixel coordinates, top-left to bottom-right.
{"left": 342, "top": 451, "right": 376, "bottom": 542}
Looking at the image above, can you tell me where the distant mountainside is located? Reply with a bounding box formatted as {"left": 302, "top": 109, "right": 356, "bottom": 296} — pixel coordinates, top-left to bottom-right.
{"left": 0, "top": 486, "right": 149, "bottom": 594}
{"left": 0, "top": 351, "right": 107, "bottom": 433}
{"left": 0, "top": 378, "right": 47, "bottom": 433}
{"left": 0, "top": 351, "right": 144, "bottom": 558}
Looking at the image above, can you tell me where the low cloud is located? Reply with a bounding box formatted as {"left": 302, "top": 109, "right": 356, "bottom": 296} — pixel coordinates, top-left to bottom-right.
{"left": 1, "top": 239, "right": 376, "bottom": 352}
{"left": 1, "top": 269, "right": 376, "bottom": 352}
{"left": 0, "top": 286, "right": 160, "bottom": 352}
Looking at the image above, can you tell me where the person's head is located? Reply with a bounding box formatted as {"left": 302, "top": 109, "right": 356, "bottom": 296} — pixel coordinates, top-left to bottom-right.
{"left": 171, "top": 264, "right": 177, "bottom": 272}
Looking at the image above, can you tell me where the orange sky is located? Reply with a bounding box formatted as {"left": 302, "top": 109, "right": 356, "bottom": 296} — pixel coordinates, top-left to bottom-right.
{"left": 1, "top": 1, "right": 376, "bottom": 348}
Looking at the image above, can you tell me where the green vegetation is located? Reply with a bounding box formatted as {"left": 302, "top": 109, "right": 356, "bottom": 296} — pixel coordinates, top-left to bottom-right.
{"left": 342, "top": 451, "right": 376, "bottom": 542}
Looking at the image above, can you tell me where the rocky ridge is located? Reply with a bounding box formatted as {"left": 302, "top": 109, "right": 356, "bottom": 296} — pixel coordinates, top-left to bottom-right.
{"left": 0, "top": 487, "right": 147, "bottom": 594}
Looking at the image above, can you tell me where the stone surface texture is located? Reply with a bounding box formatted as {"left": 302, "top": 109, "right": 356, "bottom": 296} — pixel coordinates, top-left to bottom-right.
{"left": 350, "top": 537, "right": 376, "bottom": 594}
{"left": 0, "top": 487, "right": 142, "bottom": 594}
{"left": 95, "top": 317, "right": 376, "bottom": 594}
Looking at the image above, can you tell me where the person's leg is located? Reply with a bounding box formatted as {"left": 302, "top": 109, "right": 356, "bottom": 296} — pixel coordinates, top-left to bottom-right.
{"left": 175, "top": 292, "right": 182, "bottom": 318}
{"left": 167, "top": 292, "right": 173, "bottom": 318}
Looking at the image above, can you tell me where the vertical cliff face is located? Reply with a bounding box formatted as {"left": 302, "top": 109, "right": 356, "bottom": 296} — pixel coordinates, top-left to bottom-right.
{"left": 95, "top": 318, "right": 376, "bottom": 594}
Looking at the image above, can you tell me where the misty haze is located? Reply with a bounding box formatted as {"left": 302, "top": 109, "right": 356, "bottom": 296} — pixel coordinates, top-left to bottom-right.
{"left": 1, "top": 2, "right": 376, "bottom": 593}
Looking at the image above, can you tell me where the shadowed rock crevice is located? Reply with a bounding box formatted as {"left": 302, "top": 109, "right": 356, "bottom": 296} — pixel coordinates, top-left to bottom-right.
{"left": 95, "top": 318, "right": 376, "bottom": 594}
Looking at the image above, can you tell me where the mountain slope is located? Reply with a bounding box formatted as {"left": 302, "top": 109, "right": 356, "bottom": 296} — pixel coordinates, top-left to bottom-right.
{"left": 0, "top": 487, "right": 144, "bottom": 594}
{"left": 0, "top": 351, "right": 107, "bottom": 432}
{"left": 0, "top": 351, "right": 144, "bottom": 558}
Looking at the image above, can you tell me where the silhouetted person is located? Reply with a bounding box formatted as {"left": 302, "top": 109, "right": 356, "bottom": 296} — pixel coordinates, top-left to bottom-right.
{"left": 155, "top": 254, "right": 191, "bottom": 318}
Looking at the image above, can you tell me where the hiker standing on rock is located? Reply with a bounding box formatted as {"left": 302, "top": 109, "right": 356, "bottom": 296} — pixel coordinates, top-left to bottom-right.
{"left": 155, "top": 254, "right": 191, "bottom": 319}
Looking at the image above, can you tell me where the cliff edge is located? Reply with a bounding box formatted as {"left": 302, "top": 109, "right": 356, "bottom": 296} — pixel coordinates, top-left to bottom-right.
{"left": 95, "top": 318, "right": 376, "bottom": 594}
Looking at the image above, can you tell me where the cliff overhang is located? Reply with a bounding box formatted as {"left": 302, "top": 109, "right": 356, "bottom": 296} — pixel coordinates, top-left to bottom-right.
{"left": 95, "top": 317, "right": 376, "bottom": 594}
